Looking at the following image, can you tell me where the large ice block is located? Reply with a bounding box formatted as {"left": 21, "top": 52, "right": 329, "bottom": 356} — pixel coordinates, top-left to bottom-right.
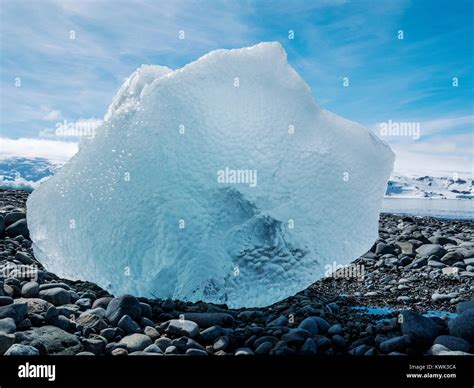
{"left": 27, "top": 42, "right": 394, "bottom": 308}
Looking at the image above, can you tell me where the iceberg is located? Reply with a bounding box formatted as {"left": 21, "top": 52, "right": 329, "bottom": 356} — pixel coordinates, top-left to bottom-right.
{"left": 27, "top": 42, "right": 394, "bottom": 308}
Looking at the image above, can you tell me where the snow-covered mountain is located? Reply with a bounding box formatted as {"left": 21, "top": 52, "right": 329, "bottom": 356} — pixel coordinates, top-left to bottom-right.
{"left": 0, "top": 156, "right": 472, "bottom": 199}
{"left": 0, "top": 157, "right": 61, "bottom": 191}
{"left": 386, "top": 174, "right": 473, "bottom": 199}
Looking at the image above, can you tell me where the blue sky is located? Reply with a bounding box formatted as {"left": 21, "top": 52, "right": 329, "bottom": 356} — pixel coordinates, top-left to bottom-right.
{"left": 0, "top": 0, "right": 473, "bottom": 173}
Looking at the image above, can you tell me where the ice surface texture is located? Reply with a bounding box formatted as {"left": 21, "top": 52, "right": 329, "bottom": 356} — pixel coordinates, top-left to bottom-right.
{"left": 27, "top": 42, "right": 394, "bottom": 308}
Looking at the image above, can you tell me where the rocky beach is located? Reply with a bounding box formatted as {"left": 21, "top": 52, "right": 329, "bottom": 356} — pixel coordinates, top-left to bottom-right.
{"left": 0, "top": 189, "right": 473, "bottom": 357}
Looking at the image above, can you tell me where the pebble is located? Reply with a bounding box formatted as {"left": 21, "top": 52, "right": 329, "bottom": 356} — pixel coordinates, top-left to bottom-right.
{"left": 448, "top": 309, "right": 474, "bottom": 343}
{"left": 416, "top": 244, "right": 446, "bottom": 258}
{"left": 267, "top": 315, "right": 288, "bottom": 327}
{"left": 400, "top": 310, "right": 441, "bottom": 349}
{"left": 155, "top": 337, "right": 173, "bottom": 352}
{"left": 119, "top": 333, "right": 152, "bottom": 353}
{"left": 4, "top": 343, "right": 39, "bottom": 356}
{"left": 183, "top": 312, "right": 234, "bottom": 328}
{"left": 213, "top": 335, "right": 229, "bottom": 352}
{"left": 105, "top": 294, "right": 142, "bottom": 325}
{"left": 15, "top": 325, "right": 82, "bottom": 355}
{"left": 254, "top": 341, "right": 273, "bottom": 355}
{"left": 328, "top": 323, "right": 343, "bottom": 336}
{"left": 235, "top": 347, "right": 254, "bottom": 355}
{"left": 143, "top": 326, "right": 160, "bottom": 340}
{"left": 118, "top": 314, "right": 141, "bottom": 334}
{"left": 379, "top": 335, "right": 411, "bottom": 353}
{"left": 434, "top": 335, "right": 472, "bottom": 353}
{"left": 186, "top": 348, "right": 208, "bottom": 356}
{"left": 300, "top": 337, "right": 317, "bottom": 354}
{"left": 165, "top": 319, "right": 199, "bottom": 338}
{"left": 39, "top": 287, "right": 71, "bottom": 306}
{"left": 143, "top": 344, "right": 164, "bottom": 354}
{"left": 21, "top": 281, "right": 39, "bottom": 298}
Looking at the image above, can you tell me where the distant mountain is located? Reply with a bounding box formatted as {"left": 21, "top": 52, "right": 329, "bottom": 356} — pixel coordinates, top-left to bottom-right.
{"left": 1, "top": 156, "right": 472, "bottom": 199}
{"left": 386, "top": 174, "right": 473, "bottom": 199}
{"left": 0, "top": 157, "right": 61, "bottom": 191}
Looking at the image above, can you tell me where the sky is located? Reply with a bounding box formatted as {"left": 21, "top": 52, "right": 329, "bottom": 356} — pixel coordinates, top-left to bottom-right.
{"left": 0, "top": 0, "right": 473, "bottom": 174}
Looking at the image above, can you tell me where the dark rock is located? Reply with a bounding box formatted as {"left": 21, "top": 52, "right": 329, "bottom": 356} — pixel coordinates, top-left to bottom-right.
{"left": 39, "top": 287, "right": 71, "bottom": 306}
{"left": 183, "top": 312, "right": 234, "bottom": 328}
{"left": 15, "top": 325, "right": 82, "bottom": 355}
{"left": 316, "top": 336, "right": 332, "bottom": 351}
{"left": 155, "top": 337, "right": 173, "bottom": 352}
{"left": 91, "top": 297, "right": 113, "bottom": 310}
{"left": 213, "top": 335, "right": 229, "bottom": 352}
{"left": 0, "top": 333, "right": 16, "bottom": 354}
{"left": 105, "top": 295, "right": 142, "bottom": 325}
{"left": 281, "top": 328, "right": 311, "bottom": 346}
{"left": 82, "top": 336, "right": 106, "bottom": 355}
{"left": 165, "top": 345, "right": 180, "bottom": 355}
{"left": 186, "top": 348, "right": 208, "bottom": 356}
{"left": 39, "top": 283, "right": 70, "bottom": 291}
{"left": 143, "top": 344, "right": 164, "bottom": 354}
{"left": 379, "top": 335, "right": 411, "bottom": 353}
{"left": 440, "top": 251, "right": 464, "bottom": 265}
{"left": 298, "top": 317, "right": 319, "bottom": 335}
{"left": 449, "top": 309, "right": 474, "bottom": 343}
{"left": 161, "top": 299, "right": 174, "bottom": 311}
{"left": 254, "top": 341, "right": 273, "bottom": 355}
{"left": 328, "top": 323, "right": 343, "bottom": 336}
{"left": 434, "top": 335, "right": 472, "bottom": 352}
{"left": 5, "top": 219, "right": 29, "bottom": 239}
{"left": 21, "top": 281, "right": 39, "bottom": 298}
{"left": 5, "top": 212, "right": 26, "bottom": 226}
{"left": 0, "top": 302, "right": 27, "bottom": 323}
{"left": 118, "top": 314, "right": 141, "bottom": 334}
{"left": 415, "top": 244, "right": 446, "bottom": 258}
{"left": 100, "top": 327, "right": 121, "bottom": 342}
{"left": 267, "top": 315, "right": 288, "bottom": 327}
{"left": 199, "top": 325, "right": 224, "bottom": 343}
{"left": 376, "top": 243, "right": 395, "bottom": 255}
{"left": 331, "top": 334, "right": 346, "bottom": 349}
{"left": 164, "top": 319, "right": 199, "bottom": 338}
{"left": 49, "top": 315, "right": 74, "bottom": 331}
{"left": 139, "top": 302, "right": 152, "bottom": 318}
{"left": 400, "top": 310, "right": 441, "bottom": 349}
{"left": 429, "top": 236, "right": 457, "bottom": 245}
{"left": 457, "top": 300, "right": 474, "bottom": 314}
{"left": 14, "top": 251, "right": 34, "bottom": 265}
{"left": 300, "top": 338, "right": 317, "bottom": 354}
{"left": 0, "top": 318, "right": 16, "bottom": 334}
{"left": 0, "top": 296, "right": 13, "bottom": 306}
{"left": 75, "top": 298, "right": 92, "bottom": 311}
{"left": 253, "top": 335, "right": 279, "bottom": 348}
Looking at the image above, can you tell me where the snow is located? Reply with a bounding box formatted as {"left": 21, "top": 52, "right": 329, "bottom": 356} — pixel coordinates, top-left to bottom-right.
{"left": 27, "top": 42, "right": 394, "bottom": 308}
{"left": 386, "top": 174, "right": 473, "bottom": 199}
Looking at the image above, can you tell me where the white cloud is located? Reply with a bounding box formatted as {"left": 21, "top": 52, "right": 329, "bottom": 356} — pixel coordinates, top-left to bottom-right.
{"left": 42, "top": 109, "right": 62, "bottom": 121}
{"left": 0, "top": 137, "right": 78, "bottom": 163}
{"left": 391, "top": 132, "right": 474, "bottom": 175}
